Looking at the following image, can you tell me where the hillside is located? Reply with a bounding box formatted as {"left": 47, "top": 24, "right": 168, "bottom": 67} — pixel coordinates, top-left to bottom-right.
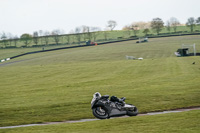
{"left": 0, "top": 35, "right": 200, "bottom": 127}
{"left": 0, "top": 25, "right": 200, "bottom": 49}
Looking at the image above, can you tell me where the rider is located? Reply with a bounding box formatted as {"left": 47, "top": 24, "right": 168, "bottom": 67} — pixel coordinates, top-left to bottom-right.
{"left": 94, "top": 92, "right": 125, "bottom": 105}
{"left": 93, "top": 92, "right": 101, "bottom": 98}
{"left": 110, "top": 95, "right": 125, "bottom": 106}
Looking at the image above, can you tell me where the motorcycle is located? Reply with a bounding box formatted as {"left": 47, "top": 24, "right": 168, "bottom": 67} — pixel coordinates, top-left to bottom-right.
{"left": 91, "top": 92, "right": 138, "bottom": 119}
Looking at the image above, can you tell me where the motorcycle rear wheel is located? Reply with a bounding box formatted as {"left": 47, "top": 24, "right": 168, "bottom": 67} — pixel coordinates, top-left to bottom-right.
{"left": 127, "top": 106, "right": 138, "bottom": 116}
{"left": 92, "top": 107, "right": 109, "bottom": 119}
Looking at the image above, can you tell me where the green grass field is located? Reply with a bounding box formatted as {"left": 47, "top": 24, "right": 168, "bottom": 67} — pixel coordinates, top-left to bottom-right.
{"left": 1, "top": 110, "right": 200, "bottom": 133}
{"left": 0, "top": 35, "right": 200, "bottom": 131}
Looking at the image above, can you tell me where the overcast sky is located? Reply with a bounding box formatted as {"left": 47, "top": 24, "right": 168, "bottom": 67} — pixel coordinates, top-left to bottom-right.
{"left": 0, "top": 0, "right": 200, "bottom": 36}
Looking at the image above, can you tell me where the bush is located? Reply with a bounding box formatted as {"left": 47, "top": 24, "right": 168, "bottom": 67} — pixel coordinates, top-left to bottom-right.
{"left": 5, "top": 46, "right": 17, "bottom": 48}
{"left": 32, "top": 45, "right": 46, "bottom": 47}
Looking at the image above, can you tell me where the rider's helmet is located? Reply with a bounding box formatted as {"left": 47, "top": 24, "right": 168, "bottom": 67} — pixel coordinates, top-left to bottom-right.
{"left": 93, "top": 92, "right": 101, "bottom": 98}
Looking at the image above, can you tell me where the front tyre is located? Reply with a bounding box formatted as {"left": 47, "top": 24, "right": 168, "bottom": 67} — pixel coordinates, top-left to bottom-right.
{"left": 92, "top": 107, "right": 109, "bottom": 119}
{"left": 127, "top": 106, "right": 138, "bottom": 116}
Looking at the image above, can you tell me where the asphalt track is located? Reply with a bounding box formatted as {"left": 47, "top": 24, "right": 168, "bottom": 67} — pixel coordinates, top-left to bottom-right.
{"left": 0, "top": 107, "right": 199, "bottom": 129}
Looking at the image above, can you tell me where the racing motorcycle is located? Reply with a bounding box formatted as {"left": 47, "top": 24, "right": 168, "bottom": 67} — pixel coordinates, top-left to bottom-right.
{"left": 91, "top": 92, "right": 138, "bottom": 119}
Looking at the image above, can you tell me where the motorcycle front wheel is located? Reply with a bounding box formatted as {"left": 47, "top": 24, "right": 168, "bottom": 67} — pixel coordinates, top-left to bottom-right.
{"left": 92, "top": 106, "right": 109, "bottom": 119}
{"left": 127, "top": 106, "right": 138, "bottom": 116}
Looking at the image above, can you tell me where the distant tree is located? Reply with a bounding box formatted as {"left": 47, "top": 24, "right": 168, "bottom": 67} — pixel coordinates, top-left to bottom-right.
{"left": 75, "top": 27, "right": 82, "bottom": 44}
{"left": 61, "top": 36, "right": 64, "bottom": 44}
{"left": 69, "top": 30, "right": 75, "bottom": 43}
{"left": 13, "top": 36, "right": 19, "bottom": 47}
{"left": 166, "top": 21, "right": 171, "bottom": 33}
{"left": 130, "top": 23, "right": 139, "bottom": 36}
{"left": 122, "top": 25, "right": 131, "bottom": 37}
{"left": 82, "top": 26, "right": 87, "bottom": 41}
{"left": 82, "top": 33, "right": 89, "bottom": 42}
{"left": 7, "top": 33, "right": 13, "bottom": 46}
{"left": 196, "top": 17, "right": 200, "bottom": 25}
{"left": 143, "top": 28, "right": 150, "bottom": 36}
{"left": 20, "top": 33, "right": 32, "bottom": 47}
{"left": 170, "top": 17, "right": 180, "bottom": 32}
{"left": 39, "top": 30, "right": 43, "bottom": 36}
{"left": 186, "top": 17, "right": 196, "bottom": 32}
{"left": 1, "top": 32, "right": 8, "bottom": 47}
{"left": 1, "top": 32, "right": 7, "bottom": 39}
{"left": 125, "top": 30, "right": 131, "bottom": 38}
{"left": 65, "top": 35, "right": 71, "bottom": 44}
{"left": 91, "top": 27, "right": 101, "bottom": 42}
{"left": 81, "top": 25, "right": 91, "bottom": 41}
{"left": 81, "top": 26, "right": 101, "bottom": 42}
{"left": 43, "top": 31, "right": 50, "bottom": 45}
{"left": 122, "top": 25, "right": 130, "bottom": 30}
{"left": 33, "top": 31, "right": 39, "bottom": 45}
{"left": 151, "top": 18, "right": 164, "bottom": 34}
{"left": 103, "top": 29, "right": 109, "bottom": 41}
{"left": 107, "top": 20, "right": 117, "bottom": 31}
{"left": 52, "top": 29, "right": 61, "bottom": 45}
{"left": 196, "top": 17, "right": 200, "bottom": 30}
{"left": 134, "top": 21, "right": 151, "bottom": 29}
{"left": 82, "top": 25, "right": 89, "bottom": 33}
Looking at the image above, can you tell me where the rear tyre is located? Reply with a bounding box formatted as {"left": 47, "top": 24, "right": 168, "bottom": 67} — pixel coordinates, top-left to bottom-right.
{"left": 127, "top": 106, "right": 138, "bottom": 116}
{"left": 92, "top": 107, "right": 109, "bottom": 119}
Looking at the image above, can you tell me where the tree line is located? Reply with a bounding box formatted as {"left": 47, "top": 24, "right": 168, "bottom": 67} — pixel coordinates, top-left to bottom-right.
{"left": 123, "top": 17, "right": 200, "bottom": 36}
{"left": 0, "top": 17, "right": 200, "bottom": 48}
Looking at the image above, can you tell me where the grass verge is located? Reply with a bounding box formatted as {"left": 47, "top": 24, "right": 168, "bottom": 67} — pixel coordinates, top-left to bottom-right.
{"left": 1, "top": 110, "right": 200, "bottom": 133}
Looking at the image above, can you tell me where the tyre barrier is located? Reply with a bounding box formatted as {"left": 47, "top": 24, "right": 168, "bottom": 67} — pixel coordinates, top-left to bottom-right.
{"left": 1, "top": 33, "right": 199, "bottom": 63}
{"left": 0, "top": 58, "right": 10, "bottom": 63}
{"left": 1, "top": 39, "right": 138, "bottom": 62}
